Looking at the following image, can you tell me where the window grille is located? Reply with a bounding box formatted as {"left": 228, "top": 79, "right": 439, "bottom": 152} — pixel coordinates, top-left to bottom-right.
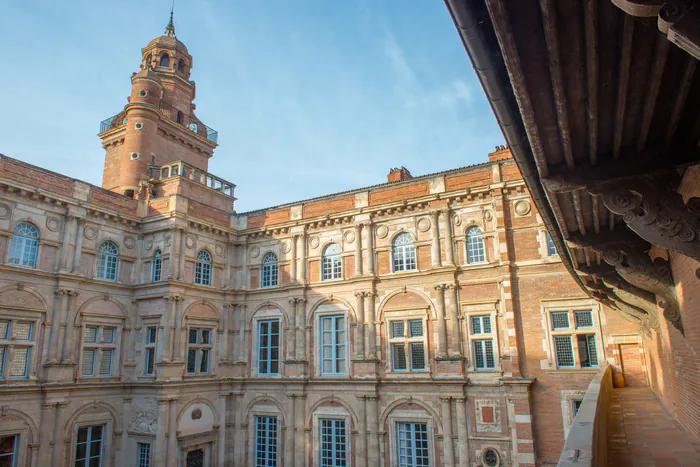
{"left": 186, "top": 328, "right": 212, "bottom": 374}
{"left": 261, "top": 253, "right": 278, "bottom": 288}
{"left": 8, "top": 222, "right": 39, "bottom": 268}
{"left": 551, "top": 312, "right": 570, "bottom": 330}
{"left": 577, "top": 334, "right": 598, "bottom": 367}
{"left": 81, "top": 326, "right": 117, "bottom": 377}
{"left": 322, "top": 244, "right": 342, "bottom": 280}
{"left": 550, "top": 309, "right": 600, "bottom": 369}
{"left": 138, "top": 442, "right": 151, "bottom": 467}
{"left": 320, "top": 315, "right": 346, "bottom": 375}
{"left": 255, "top": 416, "right": 278, "bottom": 467}
{"left": 388, "top": 319, "right": 426, "bottom": 372}
{"left": 145, "top": 327, "right": 157, "bottom": 376}
{"left": 75, "top": 425, "right": 104, "bottom": 466}
{"left": 392, "top": 233, "right": 417, "bottom": 272}
{"left": 152, "top": 250, "right": 162, "bottom": 282}
{"left": 320, "top": 418, "right": 347, "bottom": 467}
{"left": 96, "top": 241, "right": 119, "bottom": 281}
{"left": 195, "top": 250, "right": 212, "bottom": 286}
{"left": 396, "top": 422, "right": 430, "bottom": 467}
{"left": 466, "top": 226, "right": 486, "bottom": 264}
{"left": 258, "top": 319, "right": 280, "bottom": 375}
{"left": 574, "top": 310, "right": 594, "bottom": 328}
{"left": 554, "top": 335, "right": 575, "bottom": 367}
{"left": 473, "top": 340, "right": 495, "bottom": 370}
{"left": 471, "top": 315, "right": 491, "bottom": 334}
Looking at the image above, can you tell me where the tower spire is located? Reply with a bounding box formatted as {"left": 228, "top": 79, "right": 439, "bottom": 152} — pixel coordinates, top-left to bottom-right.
{"left": 165, "top": 0, "right": 176, "bottom": 37}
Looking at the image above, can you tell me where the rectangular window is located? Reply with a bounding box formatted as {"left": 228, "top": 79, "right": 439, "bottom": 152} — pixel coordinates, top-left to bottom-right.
{"left": 145, "top": 327, "right": 157, "bottom": 376}
{"left": 320, "top": 419, "right": 347, "bottom": 467}
{"left": 473, "top": 340, "right": 495, "bottom": 370}
{"left": 255, "top": 415, "right": 278, "bottom": 467}
{"left": 138, "top": 442, "right": 151, "bottom": 467}
{"left": 578, "top": 334, "right": 598, "bottom": 368}
{"left": 186, "top": 328, "right": 212, "bottom": 375}
{"left": 554, "top": 335, "right": 575, "bottom": 368}
{"left": 574, "top": 310, "right": 594, "bottom": 328}
{"left": 470, "top": 316, "right": 491, "bottom": 334}
{"left": 572, "top": 399, "right": 583, "bottom": 418}
{"left": 550, "top": 309, "right": 600, "bottom": 369}
{"left": 320, "top": 315, "right": 346, "bottom": 376}
{"left": 0, "top": 435, "right": 17, "bottom": 466}
{"left": 75, "top": 425, "right": 104, "bottom": 467}
{"left": 388, "top": 319, "right": 427, "bottom": 372}
{"left": 551, "top": 312, "right": 570, "bottom": 330}
{"left": 81, "top": 325, "right": 117, "bottom": 377}
{"left": 258, "top": 319, "right": 280, "bottom": 375}
{"left": 546, "top": 232, "right": 558, "bottom": 256}
{"left": 0, "top": 319, "right": 35, "bottom": 379}
{"left": 396, "top": 422, "right": 430, "bottom": 467}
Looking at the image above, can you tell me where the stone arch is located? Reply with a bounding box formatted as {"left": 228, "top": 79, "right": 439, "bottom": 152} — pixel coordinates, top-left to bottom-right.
{"left": 97, "top": 237, "right": 122, "bottom": 253}
{"left": 319, "top": 238, "right": 343, "bottom": 255}
{"left": 176, "top": 396, "right": 219, "bottom": 434}
{"left": 10, "top": 217, "right": 45, "bottom": 240}
{"left": 305, "top": 395, "right": 359, "bottom": 428}
{"left": 306, "top": 295, "right": 357, "bottom": 324}
{"left": 74, "top": 295, "right": 128, "bottom": 325}
{"left": 389, "top": 228, "right": 417, "bottom": 244}
{"left": 248, "top": 301, "right": 290, "bottom": 329}
{"left": 260, "top": 249, "right": 279, "bottom": 265}
{"left": 63, "top": 400, "right": 122, "bottom": 433}
{"left": 377, "top": 287, "right": 435, "bottom": 320}
{"left": 0, "top": 408, "right": 39, "bottom": 443}
{"left": 378, "top": 397, "right": 443, "bottom": 435}
{"left": 181, "top": 299, "right": 220, "bottom": 325}
{"left": 0, "top": 284, "right": 48, "bottom": 312}
{"left": 245, "top": 395, "right": 287, "bottom": 425}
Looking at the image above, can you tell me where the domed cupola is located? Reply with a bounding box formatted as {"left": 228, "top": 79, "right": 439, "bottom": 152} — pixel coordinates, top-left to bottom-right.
{"left": 141, "top": 10, "right": 193, "bottom": 79}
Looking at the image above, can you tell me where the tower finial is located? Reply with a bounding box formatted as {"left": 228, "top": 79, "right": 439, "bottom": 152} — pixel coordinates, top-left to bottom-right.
{"left": 165, "top": 0, "right": 176, "bottom": 37}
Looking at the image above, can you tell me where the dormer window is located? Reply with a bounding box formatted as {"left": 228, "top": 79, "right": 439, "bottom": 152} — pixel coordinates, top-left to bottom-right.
{"left": 159, "top": 54, "right": 170, "bottom": 68}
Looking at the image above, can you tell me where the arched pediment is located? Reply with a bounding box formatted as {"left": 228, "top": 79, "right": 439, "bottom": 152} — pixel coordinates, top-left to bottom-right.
{"left": 183, "top": 301, "right": 220, "bottom": 323}
{"left": 0, "top": 285, "right": 47, "bottom": 312}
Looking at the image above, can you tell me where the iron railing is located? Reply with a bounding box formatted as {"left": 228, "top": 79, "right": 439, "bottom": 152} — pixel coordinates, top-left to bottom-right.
{"left": 99, "top": 103, "right": 218, "bottom": 144}
{"left": 149, "top": 160, "right": 234, "bottom": 198}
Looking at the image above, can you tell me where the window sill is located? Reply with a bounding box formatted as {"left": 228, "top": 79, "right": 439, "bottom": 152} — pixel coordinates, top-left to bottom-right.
{"left": 76, "top": 376, "right": 122, "bottom": 382}
{"left": 183, "top": 373, "right": 217, "bottom": 379}
{"left": 545, "top": 367, "right": 600, "bottom": 375}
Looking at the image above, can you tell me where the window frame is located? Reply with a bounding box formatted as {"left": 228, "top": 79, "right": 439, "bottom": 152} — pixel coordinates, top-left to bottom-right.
{"left": 392, "top": 232, "right": 417, "bottom": 273}
{"left": 261, "top": 252, "right": 279, "bottom": 288}
{"left": 319, "top": 314, "right": 347, "bottom": 376}
{"left": 80, "top": 324, "right": 119, "bottom": 378}
{"left": 462, "top": 303, "right": 501, "bottom": 373}
{"left": 137, "top": 441, "right": 151, "bottom": 467}
{"left": 466, "top": 226, "right": 486, "bottom": 264}
{"left": 546, "top": 232, "right": 558, "bottom": 256}
{"left": 195, "top": 250, "right": 213, "bottom": 286}
{"left": 470, "top": 315, "right": 496, "bottom": 371}
{"left": 256, "top": 318, "right": 281, "bottom": 376}
{"left": 254, "top": 415, "right": 279, "bottom": 467}
{"left": 321, "top": 243, "right": 343, "bottom": 281}
{"left": 74, "top": 424, "right": 105, "bottom": 467}
{"left": 314, "top": 305, "right": 350, "bottom": 377}
{"left": 186, "top": 327, "right": 213, "bottom": 375}
{"left": 312, "top": 407, "right": 352, "bottom": 467}
{"left": 387, "top": 411, "right": 435, "bottom": 467}
{"left": 144, "top": 326, "right": 157, "bottom": 376}
{"left": 96, "top": 241, "right": 120, "bottom": 282}
{"left": 8, "top": 221, "right": 40, "bottom": 269}
{"left": 0, "top": 317, "right": 38, "bottom": 381}
{"left": 152, "top": 250, "right": 162, "bottom": 283}
{"left": 0, "top": 434, "right": 18, "bottom": 467}
{"left": 386, "top": 317, "right": 428, "bottom": 373}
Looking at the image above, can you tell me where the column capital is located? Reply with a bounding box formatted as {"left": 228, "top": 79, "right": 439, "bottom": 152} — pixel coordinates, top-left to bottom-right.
{"left": 439, "top": 397, "right": 453, "bottom": 403}
{"left": 363, "top": 291, "right": 377, "bottom": 299}
{"left": 429, "top": 209, "right": 440, "bottom": 220}
{"left": 439, "top": 207, "right": 452, "bottom": 216}
{"left": 433, "top": 284, "right": 447, "bottom": 292}
{"left": 355, "top": 292, "right": 365, "bottom": 299}
{"left": 445, "top": 283, "right": 460, "bottom": 291}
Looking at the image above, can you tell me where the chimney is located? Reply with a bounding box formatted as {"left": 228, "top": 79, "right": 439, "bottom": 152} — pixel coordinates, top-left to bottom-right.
{"left": 387, "top": 166, "right": 413, "bottom": 183}
{"left": 488, "top": 144, "right": 513, "bottom": 162}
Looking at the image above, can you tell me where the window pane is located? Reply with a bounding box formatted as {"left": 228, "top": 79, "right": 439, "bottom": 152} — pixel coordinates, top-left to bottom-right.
{"left": 146, "top": 348, "right": 155, "bottom": 375}
{"left": 555, "top": 335, "right": 575, "bottom": 367}
{"left": 138, "top": 443, "right": 151, "bottom": 467}
{"left": 392, "top": 344, "right": 407, "bottom": 371}
{"left": 147, "top": 327, "right": 157, "bottom": 344}
{"left": 547, "top": 232, "right": 558, "bottom": 256}
{"left": 99, "top": 349, "right": 112, "bottom": 375}
{"left": 102, "top": 327, "right": 115, "bottom": 344}
{"left": 551, "top": 312, "right": 570, "bottom": 330}
{"left": 255, "top": 416, "right": 277, "bottom": 467}
{"left": 408, "top": 320, "right": 423, "bottom": 338}
{"left": 471, "top": 316, "right": 482, "bottom": 334}
{"left": 187, "top": 349, "right": 197, "bottom": 374}
{"left": 578, "top": 334, "right": 598, "bottom": 368}
{"left": 84, "top": 326, "right": 98, "bottom": 344}
{"left": 482, "top": 316, "right": 492, "bottom": 334}
{"left": 574, "top": 310, "right": 594, "bottom": 328}
{"left": 0, "top": 321, "right": 8, "bottom": 339}
{"left": 188, "top": 329, "right": 198, "bottom": 344}
{"left": 200, "top": 349, "right": 209, "bottom": 373}
{"left": 201, "top": 329, "right": 211, "bottom": 345}
{"left": 0, "top": 347, "right": 4, "bottom": 378}
{"left": 391, "top": 321, "right": 405, "bottom": 339}
{"left": 410, "top": 343, "right": 425, "bottom": 370}
{"left": 484, "top": 340, "right": 495, "bottom": 369}
{"left": 474, "top": 341, "right": 484, "bottom": 369}
{"left": 82, "top": 349, "right": 95, "bottom": 376}
{"left": 9, "top": 347, "right": 29, "bottom": 377}
{"left": 467, "top": 227, "right": 486, "bottom": 264}
{"left": 14, "top": 321, "right": 32, "bottom": 340}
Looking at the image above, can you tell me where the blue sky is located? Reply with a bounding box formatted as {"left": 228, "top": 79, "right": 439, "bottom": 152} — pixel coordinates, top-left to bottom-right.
{"left": 0, "top": 1, "right": 503, "bottom": 212}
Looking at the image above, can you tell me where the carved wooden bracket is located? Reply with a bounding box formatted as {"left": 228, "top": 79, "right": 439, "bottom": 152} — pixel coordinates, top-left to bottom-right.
{"left": 587, "top": 278, "right": 660, "bottom": 338}
{"left": 600, "top": 246, "right": 684, "bottom": 335}
{"left": 589, "top": 180, "right": 700, "bottom": 267}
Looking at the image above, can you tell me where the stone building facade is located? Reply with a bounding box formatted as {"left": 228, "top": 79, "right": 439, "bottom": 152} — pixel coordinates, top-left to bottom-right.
{"left": 0, "top": 21, "right": 639, "bottom": 467}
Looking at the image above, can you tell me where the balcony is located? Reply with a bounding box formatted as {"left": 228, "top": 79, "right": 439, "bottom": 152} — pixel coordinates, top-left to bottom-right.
{"left": 99, "top": 102, "right": 218, "bottom": 144}
{"left": 149, "top": 160, "right": 235, "bottom": 198}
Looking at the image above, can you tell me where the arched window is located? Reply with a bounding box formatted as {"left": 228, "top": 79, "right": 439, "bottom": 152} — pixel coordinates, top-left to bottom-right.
{"left": 152, "top": 250, "right": 162, "bottom": 282}
{"left": 178, "top": 60, "right": 184, "bottom": 72}
{"left": 466, "top": 226, "right": 486, "bottom": 264}
{"left": 159, "top": 54, "right": 170, "bottom": 67}
{"left": 195, "top": 250, "right": 212, "bottom": 286}
{"left": 8, "top": 222, "right": 39, "bottom": 268}
{"left": 261, "top": 253, "right": 278, "bottom": 288}
{"left": 392, "top": 232, "right": 416, "bottom": 272}
{"left": 322, "top": 243, "right": 342, "bottom": 280}
{"left": 96, "top": 241, "right": 119, "bottom": 281}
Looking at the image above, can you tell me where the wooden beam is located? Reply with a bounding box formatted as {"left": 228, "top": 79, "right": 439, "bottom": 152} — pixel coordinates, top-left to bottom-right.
{"left": 566, "top": 228, "right": 649, "bottom": 249}
{"left": 614, "top": 15, "right": 634, "bottom": 160}
{"left": 584, "top": 0, "right": 598, "bottom": 165}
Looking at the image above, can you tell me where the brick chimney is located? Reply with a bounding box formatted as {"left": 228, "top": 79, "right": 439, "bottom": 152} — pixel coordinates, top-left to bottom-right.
{"left": 387, "top": 166, "right": 413, "bottom": 183}
{"left": 488, "top": 144, "right": 513, "bottom": 162}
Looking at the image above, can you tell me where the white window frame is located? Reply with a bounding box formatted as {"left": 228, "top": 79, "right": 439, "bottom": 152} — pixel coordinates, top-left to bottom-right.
{"left": 321, "top": 243, "right": 342, "bottom": 281}
{"left": 251, "top": 309, "right": 285, "bottom": 378}
{"left": 387, "top": 411, "right": 435, "bottom": 467}
{"left": 470, "top": 315, "right": 496, "bottom": 370}
{"left": 386, "top": 316, "right": 428, "bottom": 374}
{"left": 195, "top": 250, "right": 213, "bottom": 286}
{"left": 392, "top": 232, "right": 417, "bottom": 272}
{"left": 186, "top": 327, "right": 213, "bottom": 375}
{"left": 541, "top": 299, "right": 604, "bottom": 371}
{"left": 8, "top": 221, "right": 40, "bottom": 269}
{"left": 312, "top": 407, "right": 352, "bottom": 467}
{"left": 80, "top": 324, "right": 119, "bottom": 378}
{"left": 315, "top": 305, "right": 350, "bottom": 377}
{"left": 96, "top": 241, "right": 120, "bottom": 281}
{"left": 261, "top": 253, "right": 279, "bottom": 288}
{"left": 144, "top": 326, "right": 157, "bottom": 376}
{"left": 466, "top": 226, "right": 486, "bottom": 264}
{"left": 0, "top": 317, "right": 37, "bottom": 381}
{"left": 462, "top": 302, "right": 501, "bottom": 374}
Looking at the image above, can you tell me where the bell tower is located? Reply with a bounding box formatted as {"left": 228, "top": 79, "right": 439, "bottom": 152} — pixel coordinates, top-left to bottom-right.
{"left": 98, "top": 11, "right": 218, "bottom": 197}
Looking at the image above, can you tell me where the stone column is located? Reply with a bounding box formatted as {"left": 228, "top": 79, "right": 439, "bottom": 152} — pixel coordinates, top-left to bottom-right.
{"left": 441, "top": 398, "right": 455, "bottom": 467}
{"left": 38, "top": 403, "right": 55, "bottom": 463}
{"left": 166, "top": 399, "right": 178, "bottom": 466}
{"left": 289, "top": 234, "right": 297, "bottom": 283}
{"left": 455, "top": 397, "right": 469, "bottom": 467}
{"left": 168, "top": 227, "right": 178, "bottom": 280}
{"left": 29, "top": 444, "right": 40, "bottom": 467}
{"left": 363, "top": 222, "right": 375, "bottom": 275}
{"left": 435, "top": 285, "right": 448, "bottom": 357}
{"left": 354, "top": 224, "right": 363, "bottom": 276}
{"left": 378, "top": 432, "right": 386, "bottom": 467}
{"left": 430, "top": 210, "right": 442, "bottom": 268}
{"left": 288, "top": 299, "right": 298, "bottom": 360}
{"left": 238, "top": 305, "right": 248, "bottom": 363}
{"left": 356, "top": 396, "right": 368, "bottom": 467}
{"left": 218, "top": 393, "right": 227, "bottom": 466}
{"left": 118, "top": 397, "right": 132, "bottom": 464}
{"left": 441, "top": 208, "right": 455, "bottom": 265}
{"left": 354, "top": 293, "right": 365, "bottom": 359}
{"left": 62, "top": 291, "right": 80, "bottom": 364}
{"left": 58, "top": 214, "right": 73, "bottom": 273}
{"left": 299, "top": 233, "right": 307, "bottom": 283}
{"left": 49, "top": 402, "right": 67, "bottom": 466}
{"left": 221, "top": 304, "right": 232, "bottom": 363}
{"left": 70, "top": 218, "right": 85, "bottom": 274}
{"left": 177, "top": 228, "right": 186, "bottom": 281}
{"left": 133, "top": 234, "right": 145, "bottom": 284}
{"left": 154, "top": 399, "right": 169, "bottom": 467}
{"left": 171, "top": 296, "right": 184, "bottom": 362}
{"left": 231, "top": 393, "right": 242, "bottom": 467}
{"left": 368, "top": 396, "right": 380, "bottom": 467}
{"left": 365, "top": 292, "right": 377, "bottom": 359}
{"left": 285, "top": 394, "right": 296, "bottom": 467}
{"left": 446, "top": 284, "right": 462, "bottom": 357}
{"left": 224, "top": 239, "right": 233, "bottom": 289}
{"left": 47, "top": 289, "right": 67, "bottom": 363}
{"left": 296, "top": 299, "right": 307, "bottom": 361}
{"left": 294, "top": 395, "right": 306, "bottom": 467}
